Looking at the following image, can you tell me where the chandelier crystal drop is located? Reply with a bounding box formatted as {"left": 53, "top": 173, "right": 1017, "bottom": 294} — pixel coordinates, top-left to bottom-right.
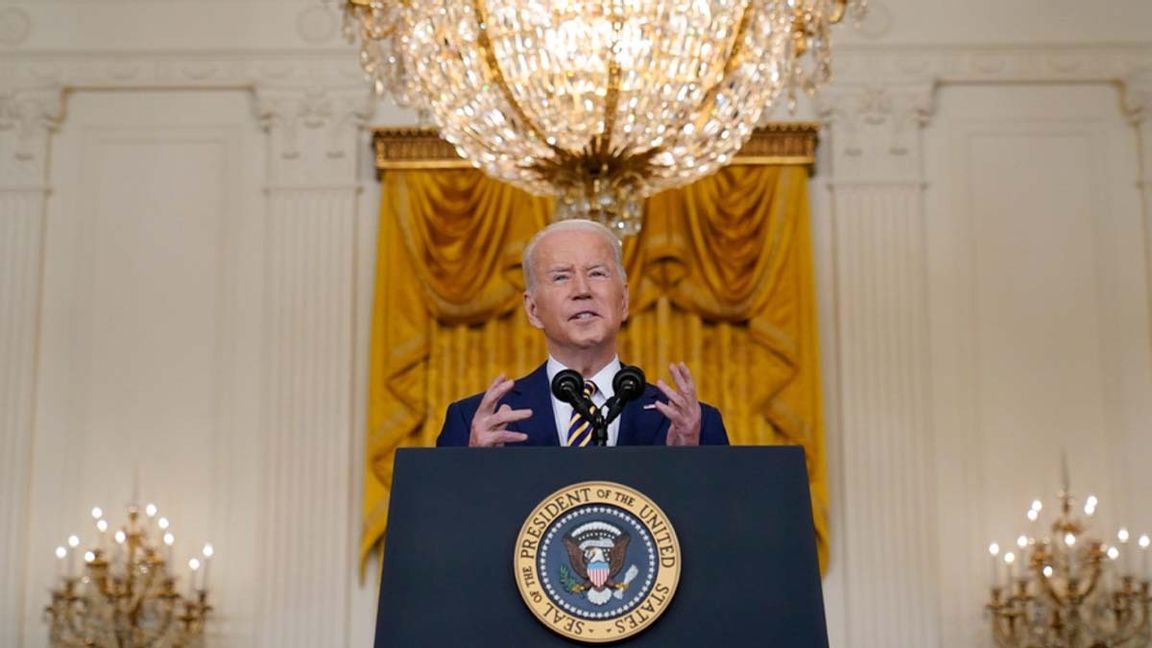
{"left": 345, "top": 0, "right": 864, "bottom": 236}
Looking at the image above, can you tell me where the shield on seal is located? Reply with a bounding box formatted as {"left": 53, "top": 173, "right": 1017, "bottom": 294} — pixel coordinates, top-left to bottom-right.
{"left": 587, "top": 561, "right": 610, "bottom": 589}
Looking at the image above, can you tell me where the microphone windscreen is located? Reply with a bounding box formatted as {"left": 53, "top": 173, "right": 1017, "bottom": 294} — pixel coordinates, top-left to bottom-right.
{"left": 612, "top": 365, "right": 646, "bottom": 401}
{"left": 551, "top": 369, "right": 584, "bottom": 403}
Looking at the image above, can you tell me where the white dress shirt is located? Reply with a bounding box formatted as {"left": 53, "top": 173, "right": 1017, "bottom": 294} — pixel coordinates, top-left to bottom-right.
{"left": 545, "top": 355, "right": 622, "bottom": 446}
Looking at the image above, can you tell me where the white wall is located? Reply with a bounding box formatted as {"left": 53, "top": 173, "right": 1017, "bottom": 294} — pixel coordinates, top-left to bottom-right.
{"left": 1, "top": 1, "right": 1150, "bottom": 646}
{"left": 925, "top": 82, "right": 1152, "bottom": 646}
{"left": 27, "top": 89, "right": 267, "bottom": 645}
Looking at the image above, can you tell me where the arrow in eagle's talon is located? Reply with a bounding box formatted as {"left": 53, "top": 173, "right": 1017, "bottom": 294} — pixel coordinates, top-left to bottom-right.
{"left": 613, "top": 565, "right": 640, "bottom": 599}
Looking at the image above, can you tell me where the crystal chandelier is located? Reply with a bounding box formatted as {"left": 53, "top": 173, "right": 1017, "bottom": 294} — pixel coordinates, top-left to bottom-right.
{"left": 343, "top": 0, "right": 864, "bottom": 236}
{"left": 985, "top": 482, "right": 1151, "bottom": 648}
{"left": 45, "top": 503, "right": 214, "bottom": 647}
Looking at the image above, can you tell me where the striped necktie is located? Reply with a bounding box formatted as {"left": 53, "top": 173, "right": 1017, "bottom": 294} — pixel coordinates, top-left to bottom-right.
{"left": 566, "top": 381, "right": 598, "bottom": 447}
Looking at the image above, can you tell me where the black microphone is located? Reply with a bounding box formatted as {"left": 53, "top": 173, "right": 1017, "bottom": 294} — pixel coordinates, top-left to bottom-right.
{"left": 551, "top": 369, "right": 601, "bottom": 429}
{"left": 601, "top": 365, "right": 647, "bottom": 428}
{"left": 612, "top": 365, "right": 646, "bottom": 403}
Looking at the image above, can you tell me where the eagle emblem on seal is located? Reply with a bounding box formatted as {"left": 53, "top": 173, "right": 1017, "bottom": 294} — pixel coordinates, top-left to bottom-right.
{"left": 559, "top": 521, "right": 640, "bottom": 605}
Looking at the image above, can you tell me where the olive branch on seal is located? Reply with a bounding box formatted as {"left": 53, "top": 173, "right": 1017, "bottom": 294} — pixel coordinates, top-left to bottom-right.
{"left": 558, "top": 565, "right": 587, "bottom": 594}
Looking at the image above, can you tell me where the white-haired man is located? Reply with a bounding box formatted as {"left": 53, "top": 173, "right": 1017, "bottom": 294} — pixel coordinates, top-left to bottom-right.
{"left": 436, "top": 219, "right": 728, "bottom": 447}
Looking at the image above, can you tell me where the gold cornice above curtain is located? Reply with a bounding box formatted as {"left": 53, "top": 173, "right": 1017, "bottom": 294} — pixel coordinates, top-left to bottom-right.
{"left": 372, "top": 123, "right": 821, "bottom": 175}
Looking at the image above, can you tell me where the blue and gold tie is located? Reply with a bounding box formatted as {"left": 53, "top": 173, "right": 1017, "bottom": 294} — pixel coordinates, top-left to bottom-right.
{"left": 566, "top": 381, "right": 598, "bottom": 447}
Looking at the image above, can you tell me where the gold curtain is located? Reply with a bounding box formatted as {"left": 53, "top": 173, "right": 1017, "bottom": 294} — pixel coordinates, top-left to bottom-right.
{"left": 362, "top": 165, "right": 827, "bottom": 573}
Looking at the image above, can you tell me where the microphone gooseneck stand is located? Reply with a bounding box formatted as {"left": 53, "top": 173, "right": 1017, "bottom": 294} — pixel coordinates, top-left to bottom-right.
{"left": 550, "top": 366, "right": 647, "bottom": 447}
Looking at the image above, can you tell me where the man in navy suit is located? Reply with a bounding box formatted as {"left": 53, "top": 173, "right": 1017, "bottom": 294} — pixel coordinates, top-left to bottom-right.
{"left": 436, "top": 219, "right": 728, "bottom": 447}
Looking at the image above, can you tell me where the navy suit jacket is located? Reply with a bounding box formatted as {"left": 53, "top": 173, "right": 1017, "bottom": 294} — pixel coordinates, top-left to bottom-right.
{"left": 436, "top": 363, "right": 729, "bottom": 447}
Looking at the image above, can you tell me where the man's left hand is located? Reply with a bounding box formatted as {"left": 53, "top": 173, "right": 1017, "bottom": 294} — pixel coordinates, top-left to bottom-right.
{"left": 653, "top": 362, "right": 701, "bottom": 446}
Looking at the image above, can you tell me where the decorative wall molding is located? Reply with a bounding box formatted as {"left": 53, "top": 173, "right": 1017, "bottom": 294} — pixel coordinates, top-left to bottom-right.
{"left": 1126, "top": 77, "right": 1152, "bottom": 380}
{"left": 817, "top": 84, "right": 933, "bottom": 179}
{"left": 0, "top": 86, "right": 64, "bottom": 185}
{"left": 1121, "top": 74, "right": 1152, "bottom": 126}
{"left": 0, "top": 53, "right": 378, "bottom": 186}
{"left": 0, "top": 7, "right": 32, "bottom": 47}
{"left": 835, "top": 43, "right": 1152, "bottom": 86}
{"left": 0, "top": 50, "right": 369, "bottom": 91}
{"left": 1123, "top": 74, "right": 1152, "bottom": 191}
{"left": 256, "top": 85, "right": 373, "bottom": 176}
{"left": 820, "top": 45, "right": 1152, "bottom": 180}
{"left": 0, "top": 52, "right": 377, "bottom": 190}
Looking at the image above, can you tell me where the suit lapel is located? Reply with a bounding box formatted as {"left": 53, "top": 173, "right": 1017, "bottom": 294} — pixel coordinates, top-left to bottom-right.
{"left": 507, "top": 363, "right": 560, "bottom": 446}
{"left": 617, "top": 385, "right": 667, "bottom": 446}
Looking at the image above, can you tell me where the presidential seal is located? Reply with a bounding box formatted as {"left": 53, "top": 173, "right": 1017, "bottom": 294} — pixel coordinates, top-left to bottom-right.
{"left": 514, "top": 481, "right": 681, "bottom": 643}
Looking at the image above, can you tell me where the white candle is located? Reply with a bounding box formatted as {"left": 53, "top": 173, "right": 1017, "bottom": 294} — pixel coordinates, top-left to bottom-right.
{"left": 988, "top": 543, "right": 1001, "bottom": 588}
{"left": 1139, "top": 534, "right": 1150, "bottom": 581}
{"left": 1004, "top": 552, "right": 1017, "bottom": 584}
{"left": 1026, "top": 507, "right": 1040, "bottom": 538}
{"left": 66, "top": 535, "right": 80, "bottom": 578}
{"left": 95, "top": 518, "right": 108, "bottom": 551}
{"left": 1107, "top": 545, "right": 1121, "bottom": 592}
{"left": 1083, "top": 495, "right": 1098, "bottom": 517}
{"left": 188, "top": 558, "right": 201, "bottom": 597}
{"left": 114, "top": 529, "right": 127, "bottom": 570}
{"left": 163, "top": 533, "right": 175, "bottom": 566}
{"left": 1064, "top": 533, "right": 1077, "bottom": 576}
{"left": 1118, "top": 528, "right": 1131, "bottom": 575}
{"left": 54, "top": 546, "right": 67, "bottom": 581}
{"left": 201, "top": 543, "right": 214, "bottom": 590}
{"left": 144, "top": 503, "right": 158, "bottom": 534}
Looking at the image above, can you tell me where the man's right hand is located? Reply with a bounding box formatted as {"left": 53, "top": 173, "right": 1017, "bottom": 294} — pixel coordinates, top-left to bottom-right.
{"left": 469, "top": 375, "right": 532, "bottom": 447}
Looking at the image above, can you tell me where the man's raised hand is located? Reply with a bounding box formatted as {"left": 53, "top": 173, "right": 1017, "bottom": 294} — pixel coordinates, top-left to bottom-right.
{"left": 469, "top": 375, "right": 532, "bottom": 447}
{"left": 653, "top": 362, "right": 702, "bottom": 446}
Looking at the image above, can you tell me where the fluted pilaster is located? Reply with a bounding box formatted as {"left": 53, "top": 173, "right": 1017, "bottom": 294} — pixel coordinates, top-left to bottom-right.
{"left": 254, "top": 86, "right": 368, "bottom": 648}
{"left": 823, "top": 84, "right": 942, "bottom": 647}
{"left": 0, "top": 86, "right": 60, "bottom": 646}
{"left": 831, "top": 182, "right": 940, "bottom": 647}
{"left": 0, "top": 189, "right": 45, "bottom": 644}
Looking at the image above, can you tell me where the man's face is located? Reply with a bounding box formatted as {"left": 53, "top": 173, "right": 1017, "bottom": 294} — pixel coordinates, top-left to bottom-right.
{"left": 524, "top": 229, "right": 629, "bottom": 358}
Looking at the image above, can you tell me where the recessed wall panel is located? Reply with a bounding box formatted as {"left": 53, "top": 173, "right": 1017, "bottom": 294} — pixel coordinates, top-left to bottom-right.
{"left": 25, "top": 90, "right": 263, "bottom": 646}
